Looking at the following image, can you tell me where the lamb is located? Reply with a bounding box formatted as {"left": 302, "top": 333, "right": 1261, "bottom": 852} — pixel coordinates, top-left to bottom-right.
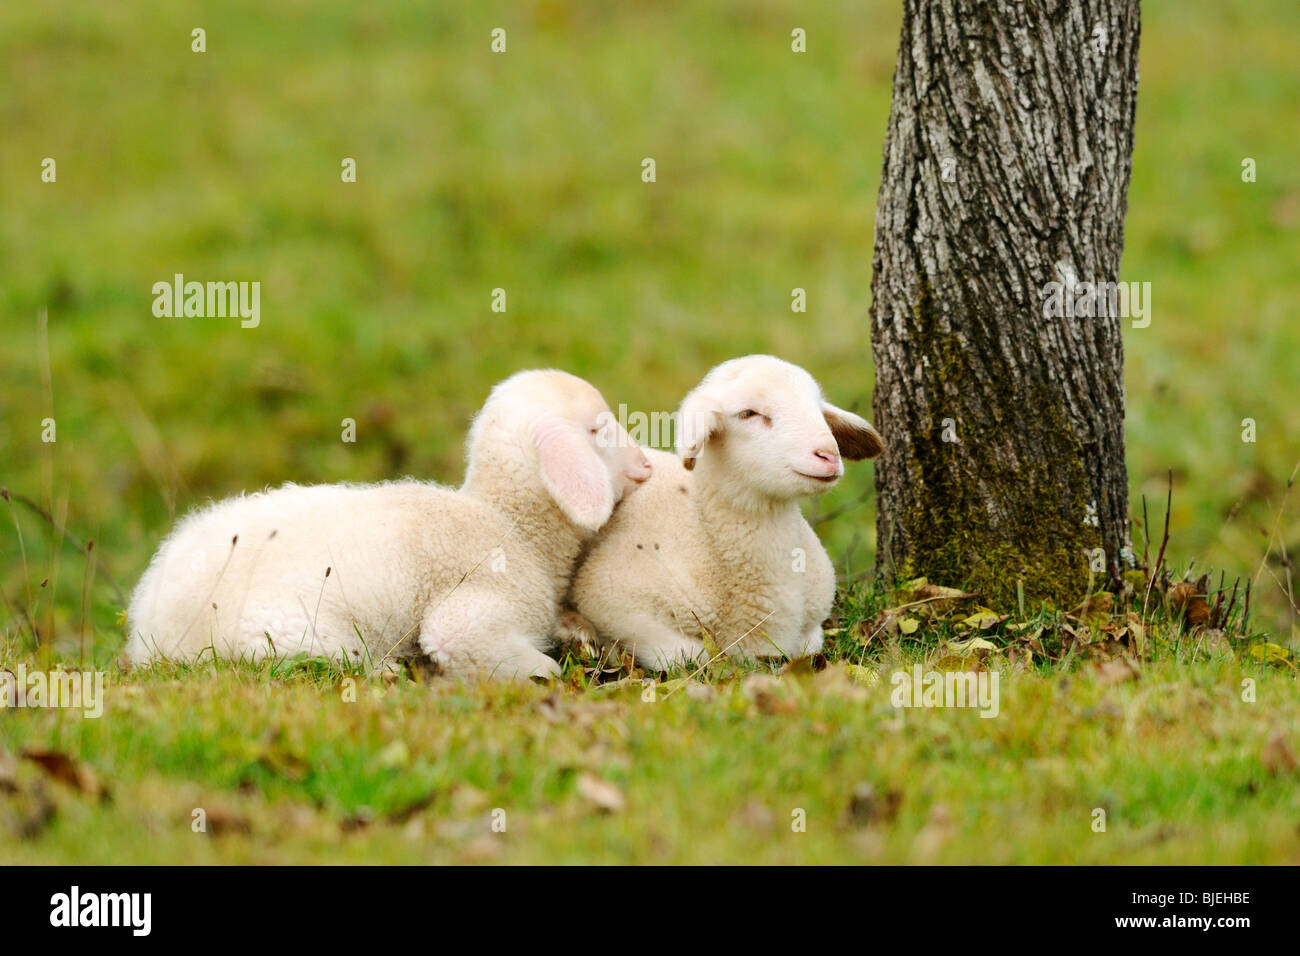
{"left": 566, "top": 355, "right": 883, "bottom": 670}
{"left": 125, "top": 370, "right": 651, "bottom": 680}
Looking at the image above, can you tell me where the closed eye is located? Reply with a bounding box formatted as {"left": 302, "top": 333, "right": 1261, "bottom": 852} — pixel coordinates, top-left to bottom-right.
{"left": 736, "top": 409, "right": 771, "bottom": 425}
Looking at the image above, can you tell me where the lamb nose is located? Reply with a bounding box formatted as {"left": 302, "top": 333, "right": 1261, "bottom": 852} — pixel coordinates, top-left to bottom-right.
{"left": 814, "top": 447, "right": 840, "bottom": 465}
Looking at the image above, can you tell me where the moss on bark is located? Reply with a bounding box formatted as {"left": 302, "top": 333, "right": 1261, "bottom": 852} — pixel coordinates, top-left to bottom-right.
{"left": 896, "top": 278, "right": 1102, "bottom": 609}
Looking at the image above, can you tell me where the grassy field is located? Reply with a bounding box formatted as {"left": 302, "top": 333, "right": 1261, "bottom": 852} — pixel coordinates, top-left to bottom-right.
{"left": 4, "top": 585, "right": 1299, "bottom": 865}
{"left": 1, "top": 0, "right": 1298, "bottom": 863}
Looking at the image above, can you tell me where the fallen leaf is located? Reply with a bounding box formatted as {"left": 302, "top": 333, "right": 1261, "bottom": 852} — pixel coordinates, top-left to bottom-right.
{"left": 901, "top": 578, "right": 976, "bottom": 606}
{"left": 779, "top": 653, "right": 827, "bottom": 675}
{"left": 1249, "top": 642, "right": 1295, "bottom": 668}
{"left": 741, "top": 674, "right": 797, "bottom": 715}
{"left": 945, "top": 636, "right": 997, "bottom": 657}
{"left": 203, "top": 805, "right": 253, "bottom": 837}
{"left": 1168, "top": 581, "right": 1210, "bottom": 626}
{"left": 1091, "top": 658, "right": 1140, "bottom": 686}
{"left": 898, "top": 616, "right": 921, "bottom": 635}
{"left": 20, "top": 750, "right": 109, "bottom": 800}
{"left": 898, "top": 576, "right": 929, "bottom": 597}
{"left": 959, "top": 607, "right": 1005, "bottom": 630}
{"left": 1261, "top": 731, "right": 1299, "bottom": 775}
{"left": 912, "top": 582, "right": 977, "bottom": 603}
{"left": 575, "top": 773, "right": 625, "bottom": 813}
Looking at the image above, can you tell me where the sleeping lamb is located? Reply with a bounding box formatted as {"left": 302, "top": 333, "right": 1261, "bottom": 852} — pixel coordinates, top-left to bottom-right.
{"left": 125, "top": 369, "right": 651, "bottom": 679}
{"left": 566, "top": 355, "right": 883, "bottom": 670}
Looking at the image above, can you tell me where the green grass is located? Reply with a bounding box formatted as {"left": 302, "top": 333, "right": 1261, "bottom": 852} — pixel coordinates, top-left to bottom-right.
{"left": 3, "top": 581, "right": 1298, "bottom": 864}
{"left": 1, "top": 0, "right": 1298, "bottom": 863}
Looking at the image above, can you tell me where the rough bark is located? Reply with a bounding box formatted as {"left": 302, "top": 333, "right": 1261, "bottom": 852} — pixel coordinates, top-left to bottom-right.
{"left": 870, "top": 0, "right": 1140, "bottom": 607}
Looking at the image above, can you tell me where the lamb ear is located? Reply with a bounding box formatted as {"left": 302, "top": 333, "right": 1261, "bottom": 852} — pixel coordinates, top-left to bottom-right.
{"left": 823, "top": 402, "right": 885, "bottom": 459}
{"left": 531, "top": 417, "right": 615, "bottom": 533}
{"left": 676, "top": 391, "right": 724, "bottom": 471}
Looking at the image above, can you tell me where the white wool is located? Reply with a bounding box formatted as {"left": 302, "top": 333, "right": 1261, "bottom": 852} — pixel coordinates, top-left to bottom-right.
{"left": 568, "top": 355, "right": 883, "bottom": 670}
{"left": 125, "top": 370, "right": 650, "bottom": 680}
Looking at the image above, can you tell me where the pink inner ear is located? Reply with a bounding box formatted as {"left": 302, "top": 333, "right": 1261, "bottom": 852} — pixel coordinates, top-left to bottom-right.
{"left": 533, "top": 419, "right": 614, "bottom": 531}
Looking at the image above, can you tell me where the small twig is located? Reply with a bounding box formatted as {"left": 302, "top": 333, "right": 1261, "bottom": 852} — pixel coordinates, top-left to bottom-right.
{"left": 1142, "top": 470, "right": 1173, "bottom": 619}
{"left": 1223, "top": 578, "right": 1240, "bottom": 634}
{"left": 2, "top": 488, "right": 127, "bottom": 606}
{"left": 1243, "top": 578, "right": 1252, "bottom": 636}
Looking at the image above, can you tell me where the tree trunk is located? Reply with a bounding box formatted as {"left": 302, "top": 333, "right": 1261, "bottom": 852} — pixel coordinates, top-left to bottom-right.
{"left": 870, "top": 0, "right": 1140, "bottom": 607}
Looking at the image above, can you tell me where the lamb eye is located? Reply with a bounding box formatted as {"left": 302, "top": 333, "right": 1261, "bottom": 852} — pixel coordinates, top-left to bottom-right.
{"left": 737, "top": 410, "right": 760, "bottom": 420}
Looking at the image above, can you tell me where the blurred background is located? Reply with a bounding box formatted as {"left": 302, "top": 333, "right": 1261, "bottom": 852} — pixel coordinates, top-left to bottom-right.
{"left": 1, "top": 0, "right": 1297, "bottom": 648}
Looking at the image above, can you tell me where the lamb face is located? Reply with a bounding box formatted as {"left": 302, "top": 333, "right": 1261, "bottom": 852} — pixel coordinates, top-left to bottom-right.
{"left": 675, "top": 355, "right": 884, "bottom": 505}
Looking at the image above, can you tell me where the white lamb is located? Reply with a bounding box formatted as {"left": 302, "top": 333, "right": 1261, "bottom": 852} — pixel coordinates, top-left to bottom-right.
{"left": 567, "top": 355, "right": 884, "bottom": 670}
{"left": 125, "top": 370, "right": 651, "bottom": 680}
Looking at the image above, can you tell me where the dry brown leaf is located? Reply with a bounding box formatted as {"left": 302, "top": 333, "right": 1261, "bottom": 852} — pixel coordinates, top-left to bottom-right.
{"left": 907, "top": 580, "right": 978, "bottom": 606}
{"left": 780, "top": 653, "right": 827, "bottom": 675}
{"left": 741, "top": 674, "right": 798, "bottom": 715}
{"left": 1168, "top": 581, "right": 1211, "bottom": 626}
{"left": 203, "top": 805, "right": 253, "bottom": 837}
{"left": 1261, "top": 731, "right": 1299, "bottom": 775}
{"left": 575, "top": 773, "right": 625, "bottom": 813}
{"left": 20, "top": 750, "right": 109, "bottom": 800}
{"left": 1091, "top": 658, "right": 1140, "bottom": 686}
